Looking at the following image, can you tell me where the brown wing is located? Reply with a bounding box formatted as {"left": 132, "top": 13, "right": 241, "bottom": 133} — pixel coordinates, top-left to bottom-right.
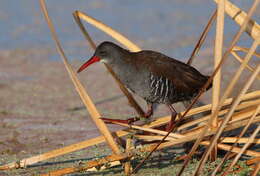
{"left": 133, "top": 50, "right": 209, "bottom": 95}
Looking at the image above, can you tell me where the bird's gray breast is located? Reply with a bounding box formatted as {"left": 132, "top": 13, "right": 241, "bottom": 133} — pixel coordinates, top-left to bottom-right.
{"left": 111, "top": 63, "right": 195, "bottom": 105}
{"left": 110, "top": 62, "right": 151, "bottom": 99}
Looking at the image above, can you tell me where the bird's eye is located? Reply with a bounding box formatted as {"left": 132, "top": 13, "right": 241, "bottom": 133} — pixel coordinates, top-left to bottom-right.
{"left": 99, "top": 51, "right": 107, "bottom": 56}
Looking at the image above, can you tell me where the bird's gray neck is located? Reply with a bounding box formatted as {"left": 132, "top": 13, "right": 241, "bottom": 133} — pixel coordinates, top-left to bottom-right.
{"left": 108, "top": 50, "right": 133, "bottom": 71}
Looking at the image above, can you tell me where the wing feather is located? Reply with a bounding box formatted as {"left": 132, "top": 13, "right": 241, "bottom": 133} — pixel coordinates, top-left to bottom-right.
{"left": 133, "top": 50, "right": 209, "bottom": 95}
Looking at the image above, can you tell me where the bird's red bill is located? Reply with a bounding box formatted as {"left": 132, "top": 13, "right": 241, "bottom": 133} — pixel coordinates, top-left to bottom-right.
{"left": 77, "top": 56, "right": 101, "bottom": 73}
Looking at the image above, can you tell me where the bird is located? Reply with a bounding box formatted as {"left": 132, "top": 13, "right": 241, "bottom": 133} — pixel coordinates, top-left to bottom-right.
{"left": 77, "top": 41, "right": 212, "bottom": 131}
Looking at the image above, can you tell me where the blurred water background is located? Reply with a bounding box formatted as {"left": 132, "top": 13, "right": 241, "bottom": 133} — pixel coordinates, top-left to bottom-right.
{"left": 1, "top": 0, "right": 259, "bottom": 62}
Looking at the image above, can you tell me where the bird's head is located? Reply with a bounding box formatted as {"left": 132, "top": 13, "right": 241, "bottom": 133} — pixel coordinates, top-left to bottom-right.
{"left": 77, "top": 41, "right": 122, "bottom": 73}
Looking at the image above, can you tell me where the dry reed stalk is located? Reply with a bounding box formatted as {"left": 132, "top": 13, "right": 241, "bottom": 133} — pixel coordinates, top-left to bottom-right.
{"left": 211, "top": 0, "right": 225, "bottom": 128}
{"left": 140, "top": 136, "right": 259, "bottom": 158}
{"left": 150, "top": 101, "right": 260, "bottom": 137}
{"left": 178, "top": 98, "right": 258, "bottom": 174}
{"left": 210, "top": 0, "right": 225, "bottom": 160}
{"left": 200, "top": 142, "right": 260, "bottom": 157}
{"left": 210, "top": 4, "right": 258, "bottom": 159}
{"left": 18, "top": 91, "right": 251, "bottom": 170}
{"left": 149, "top": 140, "right": 260, "bottom": 162}
{"left": 135, "top": 135, "right": 176, "bottom": 141}
{"left": 206, "top": 34, "right": 259, "bottom": 121}
{"left": 233, "top": 46, "right": 260, "bottom": 58}
{"left": 177, "top": 91, "right": 259, "bottom": 127}
{"left": 231, "top": 51, "right": 260, "bottom": 80}
{"left": 72, "top": 12, "right": 96, "bottom": 50}
{"left": 157, "top": 141, "right": 260, "bottom": 158}
{"left": 219, "top": 137, "right": 260, "bottom": 144}
{"left": 179, "top": 99, "right": 260, "bottom": 131}
{"left": 163, "top": 94, "right": 260, "bottom": 131}
{"left": 214, "top": 0, "right": 260, "bottom": 40}
{"left": 49, "top": 95, "right": 258, "bottom": 175}
{"left": 251, "top": 163, "right": 260, "bottom": 176}
{"left": 0, "top": 130, "right": 130, "bottom": 170}
{"left": 187, "top": 9, "right": 217, "bottom": 65}
{"left": 211, "top": 2, "right": 224, "bottom": 160}
{"left": 41, "top": 132, "right": 260, "bottom": 176}
{"left": 179, "top": 91, "right": 260, "bottom": 124}
{"left": 221, "top": 125, "right": 260, "bottom": 176}
{"left": 228, "top": 106, "right": 260, "bottom": 124}
{"left": 0, "top": 136, "right": 112, "bottom": 170}
{"left": 66, "top": 108, "right": 260, "bottom": 175}
{"left": 136, "top": 107, "right": 260, "bottom": 149}
{"left": 41, "top": 153, "right": 131, "bottom": 176}
{"left": 224, "top": 104, "right": 258, "bottom": 123}
{"left": 225, "top": 115, "right": 260, "bottom": 132}
{"left": 187, "top": 106, "right": 260, "bottom": 136}
{"left": 177, "top": 0, "right": 259, "bottom": 173}
{"left": 2, "top": 91, "right": 258, "bottom": 170}
{"left": 73, "top": 11, "right": 145, "bottom": 117}
{"left": 136, "top": 135, "right": 260, "bottom": 144}
{"left": 212, "top": 105, "right": 260, "bottom": 175}
{"left": 209, "top": 0, "right": 260, "bottom": 140}
{"left": 74, "top": 11, "right": 141, "bottom": 52}
{"left": 193, "top": 63, "right": 260, "bottom": 176}
{"left": 39, "top": 0, "right": 120, "bottom": 154}
{"left": 124, "top": 137, "right": 133, "bottom": 175}
{"left": 246, "top": 157, "right": 260, "bottom": 165}
{"left": 54, "top": 110, "right": 260, "bottom": 175}
{"left": 158, "top": 116, "right": 260, "bottom": 152}
{"left": 180, "top": 8, "right": 260, "bottom": 173}
{"left": 0, "top": 95, "right": 257, "bottom": 171}
{"left": 144, "top": 121, "right": 260, "bottom": 155}
{"left": 109, "top": 121, "right": 183, "bottom": 139}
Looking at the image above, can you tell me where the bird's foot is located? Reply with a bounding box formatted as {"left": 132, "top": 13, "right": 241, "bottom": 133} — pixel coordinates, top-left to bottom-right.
{"left": 100, "top": 117, "right": 140, "bottom": 125}
{"left": 165, "top": 121, "right": 174, "bottom": 132}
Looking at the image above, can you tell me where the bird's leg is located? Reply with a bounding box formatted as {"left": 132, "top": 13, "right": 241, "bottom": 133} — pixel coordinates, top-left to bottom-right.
{"left": 143, "top": 103, "right": 153, "bottom": 118}
{"left": 165, "top": 104, "right": 177, "bottom": 132}
{"left": 101, "top": 103, "right": 153, "bottom": 125}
